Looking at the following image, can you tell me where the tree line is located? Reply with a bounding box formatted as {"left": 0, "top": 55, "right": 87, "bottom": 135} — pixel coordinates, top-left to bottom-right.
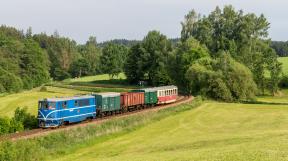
{"left": 271, "top": 41, "right": 288, "bottom": 57}
{"left": 0, "top": 5, "right": 284, "bottom": 102}
{"left": 0, "top": 27, "right": 129, "bottom": 93}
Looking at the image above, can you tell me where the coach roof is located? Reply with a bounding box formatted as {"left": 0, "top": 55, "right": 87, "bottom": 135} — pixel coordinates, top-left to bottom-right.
{"left": 92, "top": 92, "right": 120, "bottom": 97}
{"left": 140, "top": 85, "right": 177, "bottom": 92}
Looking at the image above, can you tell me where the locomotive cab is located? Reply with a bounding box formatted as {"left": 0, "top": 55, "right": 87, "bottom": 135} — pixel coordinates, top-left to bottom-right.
{"left": 38, "top": 99, "right": 59, "bottom": 128}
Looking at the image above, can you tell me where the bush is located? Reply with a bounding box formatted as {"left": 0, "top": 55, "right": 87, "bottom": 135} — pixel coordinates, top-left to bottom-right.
{"left": 39, "top": 86, "right": 48, "bottom": 92}
{"left": 279, "top": 74, "right": 288, "bottom": 88}
{"left": 0, "top": 117, "right": 10, "bottom": 135}
{"left": 185, "top": 53, "right": 257, "bottom": 101}
{"left": 0, "top": 107, "right": 38, "bottom": 136}
{"left": 9, "top": 118, "right": 24, "bottom": 133}
{"left": 13, "top": 107, "right": 38, "bottom": 130}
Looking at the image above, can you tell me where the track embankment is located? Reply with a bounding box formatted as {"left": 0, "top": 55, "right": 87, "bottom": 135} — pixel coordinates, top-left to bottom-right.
{"left": 1, "top": 96, "right": 194, "bottom": 141}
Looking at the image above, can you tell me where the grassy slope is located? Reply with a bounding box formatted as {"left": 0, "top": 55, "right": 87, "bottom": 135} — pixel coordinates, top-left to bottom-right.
{"left": 278, "top": 57, "right": 288, "bottom": 75}
{"left": 62, "top": 73, "right": 141, "bottom": 89}
{"left": 257, "top": 89, "right": 288, "bottom": 103}
{"left": 0, "top": 87, "right": 88, "bottom": 117}
{"left": 53, "top": 101, "right": 288, "bottom": 161}
{"left": 64, "top": 73, "right": 126, "bottom": 83}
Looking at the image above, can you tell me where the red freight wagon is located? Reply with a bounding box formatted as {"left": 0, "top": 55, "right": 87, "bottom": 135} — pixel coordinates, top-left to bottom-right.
{"left": 156, "top": 85, "right": 178, "bottom": 104}
{"left": 120, "top": 92, "right": 145, "bottom": 110}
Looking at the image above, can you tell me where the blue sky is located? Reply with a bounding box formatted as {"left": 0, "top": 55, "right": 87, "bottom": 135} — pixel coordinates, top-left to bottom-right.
{"left": 0, "top": 0, "right": 287, "bottom": 43}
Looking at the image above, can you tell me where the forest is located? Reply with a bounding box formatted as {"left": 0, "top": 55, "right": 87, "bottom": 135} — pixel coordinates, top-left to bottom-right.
{"left": 0, "top": 5, "right": 285, "bottom": 102}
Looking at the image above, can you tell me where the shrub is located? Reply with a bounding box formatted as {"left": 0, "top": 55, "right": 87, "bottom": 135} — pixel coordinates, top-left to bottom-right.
{"left": 9, "top": 119, "right": 24, "bottom": 133}
{"left": 13, "top": 107, "right": 38, "bottom": 130}
{"left": 39, "top": 86, "right": 48, "bottom": 92}
{"left": 0, "top": 117, "right": 10, "bottom": 135}
{"left": 279, "top": 74, "right": 288, "bottom": 88}
{"left": 185, "top": 53, "right": 257, "bottom": 101}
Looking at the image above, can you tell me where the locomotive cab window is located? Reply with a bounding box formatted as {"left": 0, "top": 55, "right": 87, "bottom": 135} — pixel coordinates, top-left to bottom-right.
{"left": 39, "top": 101, "right": 55, "bottom": 110}
{"left": 62, "top": 101, "right": 67, "bottom": 109}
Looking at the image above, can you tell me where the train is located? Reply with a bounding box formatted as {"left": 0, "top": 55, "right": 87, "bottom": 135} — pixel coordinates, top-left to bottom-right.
{"left": 37, "top": 85, "right": 178, "bottom": 128}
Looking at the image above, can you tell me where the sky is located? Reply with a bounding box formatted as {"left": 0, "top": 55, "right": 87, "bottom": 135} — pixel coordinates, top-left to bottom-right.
{"left": 0, "top": 0, "right": 287, "bottom": 43}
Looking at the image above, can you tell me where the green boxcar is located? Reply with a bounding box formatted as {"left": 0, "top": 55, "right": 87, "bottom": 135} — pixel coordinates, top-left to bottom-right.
{"left": 93, "top": 92, "right": 121, "bottom": 112}
{"left": 133, "top": 88, "right": 157, "bottom": 104}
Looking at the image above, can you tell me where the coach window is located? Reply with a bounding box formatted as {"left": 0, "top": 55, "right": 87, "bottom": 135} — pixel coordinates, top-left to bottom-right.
{"left": 75, "top": 100, "right": 78, "bottom": 107}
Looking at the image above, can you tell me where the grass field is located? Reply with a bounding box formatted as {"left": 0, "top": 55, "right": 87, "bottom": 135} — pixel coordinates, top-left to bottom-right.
{"left": 61, "top": 73, "right": 143, "bottom": 89}
{"left": 50, "top": 100, "right": 288, "bottom": 161}
{"left": 0, "top": 87, "right": 88, "bottom": 117}
{"left": 257, "top": 89, "right": 288, "bottom": 104}
{"left": 64, "top": 73, "right": 126, "bottom": 83}
{"left": 278, "top": 57, "right": 288, "bottom": 75}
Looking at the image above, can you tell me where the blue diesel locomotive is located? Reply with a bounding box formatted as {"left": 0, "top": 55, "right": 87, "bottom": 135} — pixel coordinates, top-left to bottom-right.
{"left": 38, "top": 95, "right": 96, "bottom": 128}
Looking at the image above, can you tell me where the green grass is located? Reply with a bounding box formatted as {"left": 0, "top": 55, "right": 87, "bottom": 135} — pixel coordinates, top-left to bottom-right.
{"left": 50, "top": 84, "right": 130, "bottom": 93}
{"left": 278, "top": 57, "right": 288, "bottom": 75}
{"left": 257, "top": 89, "right": 288, "bottom": 104}
{"left": 50, "top": 101, "right": 288, "bottom": 161}
{"left": 0, "top": 86, "right": 88, "bottom": 117}
{"left": 64, "top": 73, "right": 126, "bottom": 83}
{"left": 61, "top": 73, "right": 143, "bottom": 89}
{"left": 3, "top": 95, "right": 288, "bottom": 160}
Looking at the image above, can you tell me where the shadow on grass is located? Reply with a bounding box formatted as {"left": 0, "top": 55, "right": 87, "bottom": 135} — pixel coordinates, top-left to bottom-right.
{"left": 241, "top": 100, "right": 288, "bottom": 105}
{"left": 69, "top": 79, "right": 144, "bottom": 89}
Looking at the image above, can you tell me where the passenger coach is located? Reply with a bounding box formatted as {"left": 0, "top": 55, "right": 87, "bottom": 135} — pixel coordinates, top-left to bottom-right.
{"left": 38, "top": 95, "right": 96, "bottom": 128}
{"left": 155, "top": 85, "right": 178, "bottom": 104}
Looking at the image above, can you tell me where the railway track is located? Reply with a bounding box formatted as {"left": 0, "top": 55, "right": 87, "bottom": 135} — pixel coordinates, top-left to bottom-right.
{"left": 0, "top": 95, "right": 193, "bottom": 141}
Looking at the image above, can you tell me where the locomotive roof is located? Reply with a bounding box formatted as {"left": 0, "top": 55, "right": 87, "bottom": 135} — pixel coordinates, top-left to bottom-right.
{"left": 140, "top": 85, "right": 177, "bottom": 92}
{"left": 41, "top": 95, "right": 94, "bottom": 102}
{"left": 92, "top": 92, "right": 120, "bottom": 97}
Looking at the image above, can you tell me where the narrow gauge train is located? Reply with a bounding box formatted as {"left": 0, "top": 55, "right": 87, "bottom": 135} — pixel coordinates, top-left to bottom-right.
{"left": 38, "top": 85, "right": 178, "bottom": 128}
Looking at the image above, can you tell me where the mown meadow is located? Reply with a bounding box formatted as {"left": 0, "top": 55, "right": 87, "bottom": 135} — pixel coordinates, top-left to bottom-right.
{"left": 51, "top": 100, "right": 288, "bottom": 161}
{"left": 2, "top": 94, "right": 288, "bottom": 161}
{"left": 0, "top": 86, "right": 88, "bottom": 117}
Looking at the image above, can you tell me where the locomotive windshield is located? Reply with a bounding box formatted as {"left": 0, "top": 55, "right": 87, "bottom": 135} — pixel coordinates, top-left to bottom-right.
{"left": 39, "top": 101, "right": 56, "bottom": 110}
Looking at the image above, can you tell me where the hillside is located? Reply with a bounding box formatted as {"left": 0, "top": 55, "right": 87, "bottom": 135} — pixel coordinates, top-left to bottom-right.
{"left": 0, "top": 87, "right": 88, "bottom": 117}
{"left": 278, "top": 57, "right": 288, "bottom": 75}
{"left": 51, "top": 101, "right": 288, "bottom": 161}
